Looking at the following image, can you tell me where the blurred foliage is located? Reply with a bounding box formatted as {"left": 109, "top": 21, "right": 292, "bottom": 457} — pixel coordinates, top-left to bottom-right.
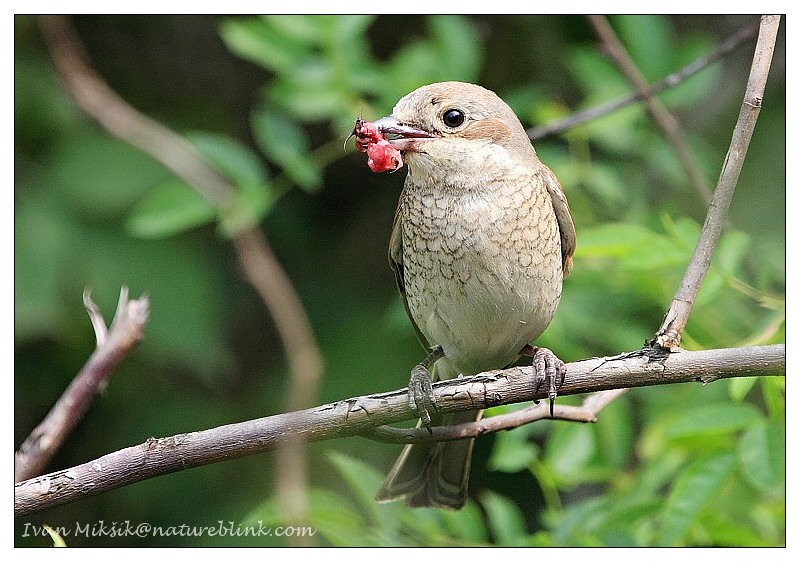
{"left": 14, "top": 15, "right": 784, "bottom": 546}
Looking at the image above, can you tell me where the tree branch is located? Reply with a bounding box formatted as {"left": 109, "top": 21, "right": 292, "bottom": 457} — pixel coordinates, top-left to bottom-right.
{"left": 588, "top": 15, "right": 714, "bottom": 203}
{"left": 14, "top": 344, "right": 784, "bottom": 517}
{"left": 363, "top": 388, "right": 629, "bottom": 443}
{"left": 527, "top": 21, "right": 759, "bottom": 141}
{"left": 14, "top": 288, "right": 150, "bottom": 482}
{"left": 655, "top": 15, "right": 781, "bottom": 349}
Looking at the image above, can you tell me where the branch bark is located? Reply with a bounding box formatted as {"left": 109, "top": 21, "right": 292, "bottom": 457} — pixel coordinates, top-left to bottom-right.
{"left": 15, "top": 344, "right": 784, "bottom": 517}
{"left": 14, "top": 288, "right": 150, "bottom": 482}
{"left": 655, "top": 15, "right": 781, "bottom": 349}
{"left": 364, "top": 388, "right": 629, "bottom": 443}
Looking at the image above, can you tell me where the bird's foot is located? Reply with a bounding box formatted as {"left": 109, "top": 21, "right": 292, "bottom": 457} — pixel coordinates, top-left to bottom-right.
{"left": 521, "top": 345, "right": 566, "bottom": 417}
{"left": 408, "top": 346, "right": 444, "bottom": 429}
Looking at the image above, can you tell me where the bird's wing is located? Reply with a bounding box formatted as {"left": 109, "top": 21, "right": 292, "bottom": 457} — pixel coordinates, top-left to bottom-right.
{"left": 389, "top": 189, "right": 431, "bottom": 350}
{"left": 541, "top": 165, "right": 576, "bottom": 278}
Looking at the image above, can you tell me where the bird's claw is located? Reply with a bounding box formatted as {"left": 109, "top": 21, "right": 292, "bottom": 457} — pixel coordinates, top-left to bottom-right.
{"left": 524, "top": 346, "right": 566, "bottom": 417}
{"left": 408, "top": 363, "right": 437, "bottom": 430}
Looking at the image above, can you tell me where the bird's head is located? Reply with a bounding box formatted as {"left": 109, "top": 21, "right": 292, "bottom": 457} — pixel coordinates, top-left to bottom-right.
{"left": 373, "top": 82, "right": 538, "bottom": 178}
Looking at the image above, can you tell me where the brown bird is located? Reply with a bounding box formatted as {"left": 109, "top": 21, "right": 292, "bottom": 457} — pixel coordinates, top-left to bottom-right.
{"left": 370, "top": 82, "right": 576, "bottom": 509}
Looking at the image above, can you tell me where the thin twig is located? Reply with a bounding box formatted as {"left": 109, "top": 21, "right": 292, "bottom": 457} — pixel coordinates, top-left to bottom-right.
{"left": 230, "top": 229, "right": 323, "bottom": 534}
{"left": 588, "top": 15, "right": 714, "bottom": 203}
{"left": 36, "top": 15, "right": 323, "bottom": 536}
{"left": 363, "top": 388, "right": 629, "bottom": 444}
{"left": 36, "top": 17, "right": 232, "bottom": 207}
{"left": 83, "top": 287, "right": 109, "bottom": 346}
{"left": 14, "top": 288, "right": 150, "bottom": 482}
{"left": 655, "top": 15, "right": 781, "bottom": 349}
{"left": 14, "top": 344, "right": 784, "bottom": 517}
{"left": 527, "top": 21, "right": 759, "bottom": 141}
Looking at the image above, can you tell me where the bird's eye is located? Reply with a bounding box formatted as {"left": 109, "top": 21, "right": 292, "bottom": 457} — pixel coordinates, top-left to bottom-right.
{"left": 442, "top": 109, "right": 465, "bottom": 128}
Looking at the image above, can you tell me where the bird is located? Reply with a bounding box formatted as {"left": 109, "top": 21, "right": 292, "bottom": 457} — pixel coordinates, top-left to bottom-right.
{"left": 368, "top": 81, "right": 576, "bottom": 509}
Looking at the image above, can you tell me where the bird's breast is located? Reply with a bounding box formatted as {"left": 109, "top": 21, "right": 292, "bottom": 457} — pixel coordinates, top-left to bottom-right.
{"left": 399, "top": 169, "right": 563, "bottom": 377}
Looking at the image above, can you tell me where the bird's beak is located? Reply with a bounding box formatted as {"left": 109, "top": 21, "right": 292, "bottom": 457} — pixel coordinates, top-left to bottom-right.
{"left": 373, "top": 116, "right": 434, "bottom": 151}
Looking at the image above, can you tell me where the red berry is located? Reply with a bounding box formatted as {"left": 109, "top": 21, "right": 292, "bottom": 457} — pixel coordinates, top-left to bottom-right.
{"left": 353, "top": 118, "right": 404, "bottom": 173}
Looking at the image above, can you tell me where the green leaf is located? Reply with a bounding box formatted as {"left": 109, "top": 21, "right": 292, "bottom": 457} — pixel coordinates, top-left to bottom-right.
{"left": 612, "top": 15, "right": 674, "bottom": 81}
{"left": 649, "top": 135, "right": 697, "bottom": 189}
{"left": 593, "top": 395, "right": 633, "bottom": 469}
{"left": 395, "top": 506, "right": 474, "bottom": 545}
{"left": 551, "top": 496, "right": 609, "bottom": 545}
{"left": 661, "top": 214, "right": 700, "bottom": 251}
{"left": 14, "top": 201, "right": 75, "bottom": 339}
{"left": 738, "top": 420, "right": 785, "bottom": 492}
{"left": 488, "top": 427, "right": 539, "bottom": 473}
{"left": 268, "top": 78, "right": 350, "bottom": 121}
{"left": 382, "top": 15, "right": 483, "bottom": 106}
{"left": 219, "top": 17, "right": 312, "bottom": 73}
{"left": 565, "top": 44, "right": 652, "bottom": 154}
{"left": 635, "top": 449, "right": 686, "bottom": 497}
{"left": 657, "top": 451, "right": 736, "bottom": 545}
{"left": 250, "top": 108, "right": 321, "bottom": 190}
{"left": 701, "top": 511, "right": 772, "bottom": 547}
{"left": 728, "top": 376, "right": 757, "bottom": 401}
{"left": 14, "top": 56, "right": 81, "bottom": 148}
{"left": 385, "top": 42, "right": 440, "bottom": 100}
{"left": 326, "top": 451, "right": 387, "bottom": 523}
{"left": 584, "top": 161, "right": 628, "bottom": 210}
{"left": 480, "top": 490, "right": 528, "bottom": 546}
{"left": 595, "top": 498, "right": 662, "bottom": 545}
{"left": 330, "top": 15, "right": 375, "bottom": 43}
{"left": 574, "top": 223, "right": 685, "bottom": 270}
{"left": 438, "top": 501, "right": 489, "bottom": 543}
{"left": 278, "top": 57, "right": 334, "bottom": 90}
{"left": 186, "top": 131, "right": 267, "bottom": 187}
{"left": 714, "top": 230, "right": 751, "bottom": 276}
{"left": 660, "top": 36, "right": 720, "bottom": 108}
{"left": 126, "top": 180, "right": 216, "bottom": 239}
{"left": 304, "top": 489, "right": 371, "bottom": 546}
{"left": 42, "top": 132, "right": 171, "bottom": 218}
{"left": 501, "top": 84, "right": 549, "bottom": 125}
{"left": 664, "top": 403, "right": 763, "bottom": 440}
{"left": 428, "top": 15, "right": 482, "bottom": 82}
{"left": 242, "top": 495, "right": 281, "bottom": 527}
{"left": 566, "top": 46, "right": 630, "bottom": 102}
{"left": 694, "top": 267, "right": 726, "bottom": 307}
{"left": 762, "top": 377, "right": 785, "bottom": 419}
{"left": 543, "top": 422, "right": 596, "bottom": 484}
{"left": 215, "top": 185, "right": 274, "bottom": 237}
{"left": 264, "top": 14, "right": 325, "bottom": 43}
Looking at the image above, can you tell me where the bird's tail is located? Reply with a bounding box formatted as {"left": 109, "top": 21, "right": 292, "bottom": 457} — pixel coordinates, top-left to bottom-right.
{"left": 375, "top": 409, "right": 483, "bottom": 509}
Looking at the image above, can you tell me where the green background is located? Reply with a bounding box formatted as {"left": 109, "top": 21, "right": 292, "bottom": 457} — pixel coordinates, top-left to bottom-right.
{"left": 15, "top": 15, "right": 785, "bottom": 546}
